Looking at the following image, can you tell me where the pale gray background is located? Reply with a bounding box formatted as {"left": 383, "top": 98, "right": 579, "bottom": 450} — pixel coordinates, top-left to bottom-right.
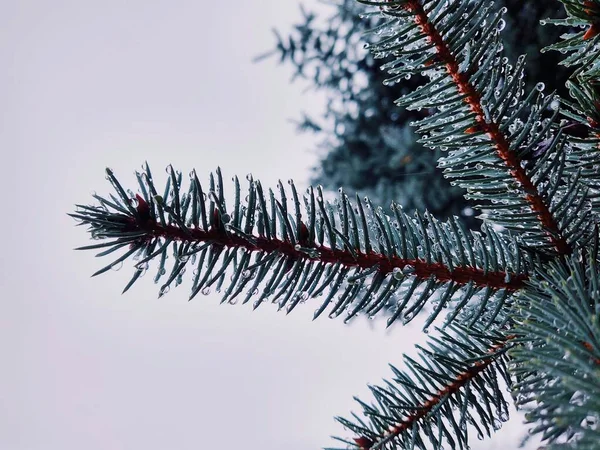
{"left": 2, "top": 1, "right": 542, "bottom": 449}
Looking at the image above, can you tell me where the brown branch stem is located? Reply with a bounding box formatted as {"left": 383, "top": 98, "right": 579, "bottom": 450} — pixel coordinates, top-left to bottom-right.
{"left": 128, "top": 216, "right": 527, "bottom": 291}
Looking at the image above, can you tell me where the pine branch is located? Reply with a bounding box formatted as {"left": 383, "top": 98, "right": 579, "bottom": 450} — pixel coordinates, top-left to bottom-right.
{"left": 68, "top": 2, "right": 600, "bottom": 448}
{"left": 406, "top": 0, "right": 568, "bottom": 250}
{"left": 543, "top": 0, "right": 600, "bottom": 78}
{"left": 542, "top": 2, "right": 600, "bottom": 221}
{"left": 70, "top": 164, "right": 531, "bottom": 329}
{"left": 360, "top": 0, "right": 598, "bottom": 254}
{"left": 510, "top": 241, "right": 600, "bottom": 448}
{"left": 556, "top": 82, "right": 600, "bottom": 222}
{"left": 331, "top": 324, "right": 515, "bottom": 450}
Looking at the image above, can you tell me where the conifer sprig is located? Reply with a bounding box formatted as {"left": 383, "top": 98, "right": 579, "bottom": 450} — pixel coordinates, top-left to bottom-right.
{"left": 71, "top": 164, "right": 530, "bottom": 329}
{"left": 510, "top": 241, "right": 600, "bottom": 447}
{"left": 543, "top": 0, "right": 600, "bottom": 76}
{"left": 543, "top": 1, "right": 600, "bottom": 216}
{"left": 70, "top": 1, "right": 600, "bottom": 449}
{"left": 331, "top": 324, "right": 515, "bottom": 450}
{"left": 362, "top": 0, "right": 599, "bottom": 254}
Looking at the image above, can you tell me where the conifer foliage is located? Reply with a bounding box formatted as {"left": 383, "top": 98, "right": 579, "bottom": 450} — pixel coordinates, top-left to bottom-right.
{"left": 70, "top": 1, "right": 600, "bottom": 448}
{"left": 260, "top": 0, "right": 567, "bottom": 224}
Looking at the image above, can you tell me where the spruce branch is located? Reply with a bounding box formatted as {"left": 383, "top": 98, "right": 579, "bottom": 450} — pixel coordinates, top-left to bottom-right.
{"left": 360, "top": 0, "right": 599, "bottom": 254}
{"left": 543, "top": 0, "right": 600, "bottom": 77}
{"left": 69, "top": 1, "right": 600, "bottom": 448}
{"left": 510, "top": 241, "right": 600, "bottom": 447}
{"left": 331, "top": 324, "right": 516, "bottom": 450}
{"left": 70, "top": 164, "right": 530, "bottom": 329}
{"left": 542, "top": 2, "right": 600, "bottom": 220}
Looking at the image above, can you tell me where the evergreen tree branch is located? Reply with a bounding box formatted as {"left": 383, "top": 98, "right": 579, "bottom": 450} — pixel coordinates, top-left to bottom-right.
{"left": 331, "top": 324, "right": 515, "bottom": 450}
{"left": 510, "top": 240, "right": 600, "bottom": 448}
{"left": 359, "top": 0, "right": 598, "bottom": 254}
{"left": 543, "top": 0, "right": 600, "bottom": 78}
{"left": 542, "top": 2, "right": 600, "bottom": 222}
{"left": 70, "top": 164, "right": 530, "bottom": 328}
{"left": 404, "top": 0, "right": 570, "bottom": 253}
{"left": 68, "top": 2, "right": 600, "bottom": 448}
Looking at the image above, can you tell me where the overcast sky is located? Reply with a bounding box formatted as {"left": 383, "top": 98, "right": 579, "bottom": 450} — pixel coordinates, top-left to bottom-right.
{"left": 2, "top": 1, "right": 542, "bottom": 449}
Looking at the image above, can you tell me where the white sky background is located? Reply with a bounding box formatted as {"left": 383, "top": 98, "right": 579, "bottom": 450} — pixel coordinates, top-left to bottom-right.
{"left": 1, "top": 1, "right": 543, "bottom": 449}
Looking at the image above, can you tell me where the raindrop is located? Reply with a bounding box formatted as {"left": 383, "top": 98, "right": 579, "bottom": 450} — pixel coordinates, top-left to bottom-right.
{"left": 393, "top": 267, "right": 404, "bottom": 280}
{"left": 535, "top": 82, "right": 545, "bottom": 91}
{"left": 111, "top": 261, "right": 123, "bottom": 271}
{"left": 201, "top": 286, "right": 211, "bottom": 296}
{"left": 402, "top": 265, "right": 415, "bottom": 275}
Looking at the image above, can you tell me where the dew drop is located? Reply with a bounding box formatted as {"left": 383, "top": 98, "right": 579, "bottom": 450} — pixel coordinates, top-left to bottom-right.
{"left": 392, "top": 267, "right": 404, "bottom": 280}
{"left": 201, "top": 286, "right": 211, "bottom": 296}
{"left": 111, "top": 261, "right": 123, "bottom": 271}
{"left": 402, "top": 265, "right": 415, "bottom": 275}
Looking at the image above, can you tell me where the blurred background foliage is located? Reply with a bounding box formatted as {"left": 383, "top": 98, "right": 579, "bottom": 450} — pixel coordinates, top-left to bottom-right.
{"left": 257, "top": 0, "right": 569, "bottom": 227}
